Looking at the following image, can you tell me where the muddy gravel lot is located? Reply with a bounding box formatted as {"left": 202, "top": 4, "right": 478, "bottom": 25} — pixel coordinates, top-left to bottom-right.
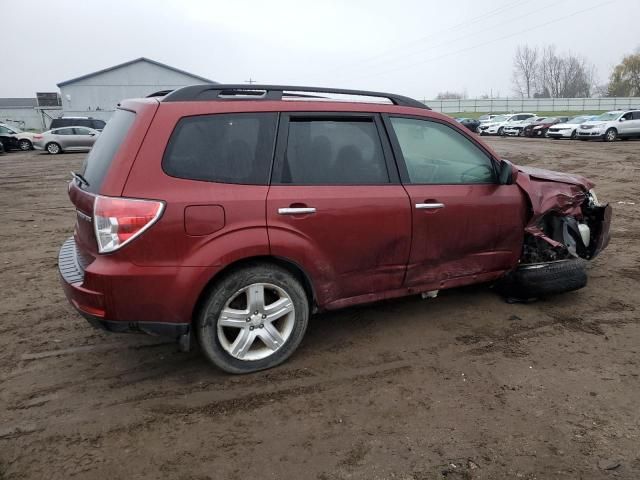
{"left": 0, "top": 137, "right": 638, "bottom": 480}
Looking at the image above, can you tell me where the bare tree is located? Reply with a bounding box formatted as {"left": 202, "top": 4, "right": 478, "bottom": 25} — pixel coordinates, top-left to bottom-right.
{"left": 536, "top": 45, "right": 595, "bottom": 98}
{"left": 512, "top": 45, "right": 538, "bottom": 98}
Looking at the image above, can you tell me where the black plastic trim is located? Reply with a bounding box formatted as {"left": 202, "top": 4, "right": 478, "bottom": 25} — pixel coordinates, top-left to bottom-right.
{"left": 161, "top": 84, "right": 429, "bottom": 110}
{"left": 82, "top": 313, "right": 190, "bottom": 338}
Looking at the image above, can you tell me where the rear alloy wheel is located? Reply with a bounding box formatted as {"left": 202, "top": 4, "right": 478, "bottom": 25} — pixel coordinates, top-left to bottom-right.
{"left": 498, "top": 127, "right": 504, "bottom": 136}
{"left": 197, "top": 264, "right": 309, "bottom": 373}
{"left": 570, "top": 130, "right": 577, "bottom": 139}
{"left": 604, "top": 128, "right": 617, "bottom": 142}
{"left": 46, "top": 142, "right": 61, "bottom": 154}
{"left": 18, "top": 139, "right": 32, "bottom": 151}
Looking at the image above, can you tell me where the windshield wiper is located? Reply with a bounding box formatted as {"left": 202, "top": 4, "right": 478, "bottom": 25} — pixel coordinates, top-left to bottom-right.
{"left": 71, "top": 171, "right": 90, "bottom": 188}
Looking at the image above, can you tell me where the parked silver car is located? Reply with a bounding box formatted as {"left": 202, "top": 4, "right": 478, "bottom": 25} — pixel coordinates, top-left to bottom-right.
{"left": 33, "top": 127, "right": 100, "bottom": 154}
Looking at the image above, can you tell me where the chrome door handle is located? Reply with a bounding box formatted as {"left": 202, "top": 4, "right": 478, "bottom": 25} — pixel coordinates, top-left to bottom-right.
{"left": 416, "top": 203, "right": 444, "bottom": 209}
{"left": 278, "top": 207, "right": 316, "bottom": 215}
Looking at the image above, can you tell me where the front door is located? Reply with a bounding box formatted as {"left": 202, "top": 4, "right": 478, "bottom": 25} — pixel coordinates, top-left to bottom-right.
{"left": 385, "top": 115, "right": 526, "bottom": 289}
{"left": 267, "top": 113, "right": 412, "bottom": 307}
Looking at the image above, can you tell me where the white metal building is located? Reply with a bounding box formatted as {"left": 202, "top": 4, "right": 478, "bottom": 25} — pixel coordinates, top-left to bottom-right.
{"left": 57, "top": 57, "right": 216, "bottom": 119}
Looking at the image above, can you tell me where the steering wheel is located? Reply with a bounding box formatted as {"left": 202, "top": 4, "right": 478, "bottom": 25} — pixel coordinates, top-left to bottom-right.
{"left": 461, "top": 164, "right": 494, "bottom": 183}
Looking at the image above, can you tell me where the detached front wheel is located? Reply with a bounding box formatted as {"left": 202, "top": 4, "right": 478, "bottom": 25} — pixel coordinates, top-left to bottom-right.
{"left": 197, "top": 263, "right": 309, "bottom": 374}
{"left": 495, "top": 258, "right": 587, "bottom": 301}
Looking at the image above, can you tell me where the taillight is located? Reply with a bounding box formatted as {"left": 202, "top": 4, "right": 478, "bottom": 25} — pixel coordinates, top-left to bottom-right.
{"left": 93, "top": 195, "right": 164, "bottom": 253}
{"left": 34, "top": 134, "right": 43, "bottom": 139}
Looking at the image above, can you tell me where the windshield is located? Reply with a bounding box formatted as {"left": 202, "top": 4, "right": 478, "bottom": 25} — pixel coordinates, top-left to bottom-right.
{"left": 568, "top": 116, "right": 588, "bottom": 124}
{"left": 543, "top": 117, "right": 558, "bottom": 123}
{"left": 491, "top": 115, "right": 508, "bottom": 122}
{"left": 596, "top": 112, "right": 621, "bottom": 121}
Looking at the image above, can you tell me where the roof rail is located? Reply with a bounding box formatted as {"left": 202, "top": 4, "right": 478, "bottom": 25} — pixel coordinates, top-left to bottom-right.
{"left": 161, "top": 84, "right": 429, "bottom": 109}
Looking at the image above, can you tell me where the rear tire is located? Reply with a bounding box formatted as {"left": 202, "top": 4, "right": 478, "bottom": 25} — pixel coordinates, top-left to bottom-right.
{"left": 196, "top": 263, "right": 309, "bottom": 374}
{"left": 498, "top": 127, "right": 504, "bottom": 136}
{"left": 495, "top": 259, "right": 587, "bottom": 300}
{"left": 46, "top": 142, "right": 61, "bottom": 154}
{"left": 570, "top": 130, "right": 577, "bottom": 139}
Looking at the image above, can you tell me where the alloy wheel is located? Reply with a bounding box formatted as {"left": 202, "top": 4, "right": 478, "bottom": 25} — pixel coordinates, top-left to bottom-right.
{"left": 217, "top": 283, "right": 295, "bottom": 361}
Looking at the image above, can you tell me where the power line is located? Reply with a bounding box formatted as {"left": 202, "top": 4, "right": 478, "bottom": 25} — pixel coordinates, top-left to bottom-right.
{"left": 334, "top": 0, "right": 556, "bottom": 79}
{"left": 346, "top": 0, "right": 616, "bottom": 82}
{"left": 324, "top": 0, "right": 530, "bottom": 75}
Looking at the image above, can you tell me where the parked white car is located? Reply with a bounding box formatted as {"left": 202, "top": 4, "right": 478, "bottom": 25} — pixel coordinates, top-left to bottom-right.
{"left": 0, "top": 123, "right": 37, "bottom": 150}
{"left": 503, "top": 116, "right": 546, "bottom": 137}
{"left": 478, "top": 113, "right": 536, "bottom": 136}
{"left": 547, "top": 115, "right": 598, "bottom": 139}
{"left": 477, "top": 114, "right": 502, "bottom": 124}
{"left": 576, "top": 110, "right": 640, "bottom": 142}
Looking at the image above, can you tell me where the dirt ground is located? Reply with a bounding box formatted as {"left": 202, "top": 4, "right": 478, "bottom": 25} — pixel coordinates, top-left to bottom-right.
{"left": 0, "top": 137, "right": 638, "bottom": 480}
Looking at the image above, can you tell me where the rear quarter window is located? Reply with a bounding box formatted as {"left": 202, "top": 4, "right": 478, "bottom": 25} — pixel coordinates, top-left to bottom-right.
{"left": 162, "top": 113, "right": 277, "bottom": 185}
{"left": 81, "top": 109, "right": 135, "bottom": 193}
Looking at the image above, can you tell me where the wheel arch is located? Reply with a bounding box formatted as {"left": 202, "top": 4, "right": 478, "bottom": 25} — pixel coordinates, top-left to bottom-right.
{"left": 191, "top": 255, "right": 318, "bottom": 323}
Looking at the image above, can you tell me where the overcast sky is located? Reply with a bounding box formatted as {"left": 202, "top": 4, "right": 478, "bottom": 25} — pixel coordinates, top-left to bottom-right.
{"left": 3, "top": 0, "right": 639, "bottom": 99}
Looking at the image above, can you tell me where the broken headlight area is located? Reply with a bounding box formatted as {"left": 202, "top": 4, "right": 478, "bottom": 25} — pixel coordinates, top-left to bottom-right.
{"left": 521, "top": 191, "right": 611, "bottom": 264}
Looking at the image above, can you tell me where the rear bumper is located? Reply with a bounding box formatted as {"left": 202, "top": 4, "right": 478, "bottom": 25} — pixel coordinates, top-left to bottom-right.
{"left": 58, "top": 237, "right": 215, "bottom": 337}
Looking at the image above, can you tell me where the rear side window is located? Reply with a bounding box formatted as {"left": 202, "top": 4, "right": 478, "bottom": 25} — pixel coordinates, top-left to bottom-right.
{"left": 81, "top": 109, "right": 135, "bottom": 193}
{"left": 278, "top": 118, "right": 389, "bottom": 185}
{"left": 163, "top": 113, "right": 277, "bottom": 185}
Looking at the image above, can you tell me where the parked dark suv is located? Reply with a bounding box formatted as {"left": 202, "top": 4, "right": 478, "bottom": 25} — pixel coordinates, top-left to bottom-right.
{"left": 50, "top": 117, "right": 106, "bottom": 131}
{"left": 59, "top": 85, "right": 611, "bottom": 373}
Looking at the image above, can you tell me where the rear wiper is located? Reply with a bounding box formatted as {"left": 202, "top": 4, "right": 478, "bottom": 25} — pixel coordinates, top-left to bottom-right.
{"left": 71, "top": 171, "right": 90, "bottom": 188}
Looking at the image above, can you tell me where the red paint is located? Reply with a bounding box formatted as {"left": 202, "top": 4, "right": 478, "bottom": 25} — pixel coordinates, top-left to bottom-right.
{"left": 60, "top": 97, "right": 611, "bottom": 328}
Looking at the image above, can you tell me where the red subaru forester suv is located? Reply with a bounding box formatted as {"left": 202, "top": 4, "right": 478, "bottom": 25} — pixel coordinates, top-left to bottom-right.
{"left": 59, "top": 85, "right": 611, "bottom": 373}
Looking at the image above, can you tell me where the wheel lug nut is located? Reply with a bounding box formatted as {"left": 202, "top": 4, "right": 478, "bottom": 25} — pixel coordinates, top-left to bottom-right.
{"left": 246, "top": 318, "right": 251, "bottom": 322}
{"left": 250, "top": 326, "right": 254, "bottom": 331}
{"left": 254, "top": 311, "right": 258, "bottom": 315}
{"left": 262, "top": 314, "right": 266, "bottom": 319}
{"left": 259, "top": 324, "right": 264, "bottom": 328}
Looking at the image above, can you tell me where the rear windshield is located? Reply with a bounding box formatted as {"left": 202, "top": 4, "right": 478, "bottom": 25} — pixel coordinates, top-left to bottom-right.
{"left": 81, "top": 109, "right": 135, "bottom": 193}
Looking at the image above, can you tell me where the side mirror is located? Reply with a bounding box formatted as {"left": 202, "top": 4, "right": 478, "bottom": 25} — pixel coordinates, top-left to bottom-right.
{"left": 619, "top": 117, "right": 626, "bottom": 122}
{"left": 498, "top": 159, "right": 517, "bottom": 185}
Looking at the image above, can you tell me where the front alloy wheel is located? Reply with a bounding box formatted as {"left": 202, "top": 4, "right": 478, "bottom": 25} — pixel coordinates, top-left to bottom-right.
{"left": 197, "top": 263, "right": 309, "bottom": 373}
{"left": 604, "top": 128, "right": 617, "bottom": 142}
{"left": 18, "top": 139, "right": 32, "bottom": 151}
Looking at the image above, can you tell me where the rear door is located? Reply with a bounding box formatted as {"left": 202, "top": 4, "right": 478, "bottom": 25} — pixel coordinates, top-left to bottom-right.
{"left": 52, "top": 128, "right": 75, "bottom": 149}
{"left": 385, "top": 115, "right": 526, "bottom": 289}
{"left": 72, "top": 127, "right": 98, "bottom": 148}
{"left": 266, "top": 113, "right": 412, "bottom": 307}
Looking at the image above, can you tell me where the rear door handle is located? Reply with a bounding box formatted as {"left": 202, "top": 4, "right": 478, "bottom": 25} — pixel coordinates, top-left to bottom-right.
{"left": 415, "top": 203, "right": 444, "bottom": 210}
{"left": 278, "top": 207, "right": 317, "bottom": 215}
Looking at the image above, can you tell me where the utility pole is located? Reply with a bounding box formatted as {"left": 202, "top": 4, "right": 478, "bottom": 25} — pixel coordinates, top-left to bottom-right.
{"left": 245, "top": 78, "right": 257, "bottom": 85}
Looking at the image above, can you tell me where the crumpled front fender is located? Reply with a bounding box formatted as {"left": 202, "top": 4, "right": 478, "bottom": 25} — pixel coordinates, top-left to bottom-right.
{"left": 513, "top": 164, "right": 611, "bottom": 258}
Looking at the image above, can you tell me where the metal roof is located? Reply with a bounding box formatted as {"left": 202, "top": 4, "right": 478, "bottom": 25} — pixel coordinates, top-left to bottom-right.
{"left": 57, "top": 57, "right": 217, "bottom": 87}
{"left": 0, "top": 98, "right": 38, "bottom": 108}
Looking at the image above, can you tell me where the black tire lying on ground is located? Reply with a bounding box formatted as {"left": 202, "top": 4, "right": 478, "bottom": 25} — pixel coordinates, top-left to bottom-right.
{"left": 495, "top": 258, "right": 587, "bottom": 300}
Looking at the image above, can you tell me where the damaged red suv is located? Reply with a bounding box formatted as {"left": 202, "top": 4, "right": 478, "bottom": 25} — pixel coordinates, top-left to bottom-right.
{"left": 59, "top": 85, "right": 611, "bottom": 373}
